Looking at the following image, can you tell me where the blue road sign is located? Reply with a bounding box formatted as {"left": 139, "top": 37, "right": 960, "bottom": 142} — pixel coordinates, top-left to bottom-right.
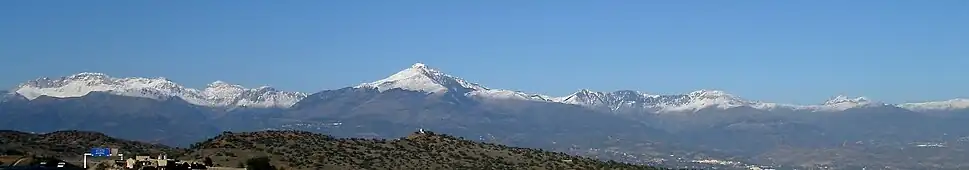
{"left": 90, "top": 148, "right": 111, "bottom": 157}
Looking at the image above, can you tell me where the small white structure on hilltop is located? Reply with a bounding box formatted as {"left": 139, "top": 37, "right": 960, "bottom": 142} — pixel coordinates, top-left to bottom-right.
{"left": 419, "top": 128, "right": 425, "bottom": 134}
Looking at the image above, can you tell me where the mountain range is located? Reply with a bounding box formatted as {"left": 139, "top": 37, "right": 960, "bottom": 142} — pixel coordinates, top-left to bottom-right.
{"left": 2, "top": 63, "right": 969, "bottom": 169}
{"left": 11, "top": 72, "right": 307, "bottom": 109}
{"left": 5, "top": 63, "right": 966, "bottom": 113}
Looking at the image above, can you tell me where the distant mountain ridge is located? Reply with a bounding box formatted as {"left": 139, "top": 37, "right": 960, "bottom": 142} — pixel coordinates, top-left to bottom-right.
{"left": 11, "top": 72, "right": 307, "bottom": 108}
{"left": 6, "top": 63, "right": 966, "bottom": 112}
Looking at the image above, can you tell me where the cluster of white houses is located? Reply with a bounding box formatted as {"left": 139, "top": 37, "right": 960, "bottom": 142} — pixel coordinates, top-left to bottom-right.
{"left": 85, "top": 151, "right": 207, "bottom": 170}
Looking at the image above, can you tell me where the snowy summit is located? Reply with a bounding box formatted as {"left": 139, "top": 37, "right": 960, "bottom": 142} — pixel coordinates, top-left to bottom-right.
{"left": 355, "top": 63, "right": 554, "bottom": 101}
{"left": 356, "top": 63, "right": 487, "bottom": 93}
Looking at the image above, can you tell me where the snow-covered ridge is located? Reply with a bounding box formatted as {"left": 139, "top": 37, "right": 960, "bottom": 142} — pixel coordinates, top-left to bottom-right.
{"left": 795, "top": 95, "right": 885, "bottom": 112}
{"left": 548, "top": 88, "right": 955, "bottom": 113}
{"left": 352, "top": 63, "right": 782, "bottom": 112}
{"left": 355, "top": 63, "right": 969, "bottom": 113}
{"left": 13, "top": 72, "right": 307, "bottom": 108}
{"left": 546, "top": 89, "right": 946, "bottom": 113}
{"left": 897, "top": 98, "right": 969, "bottom": 111}
{"left": 550, "top": 89, "right": 763, "bottom": 113}
{"left": 354, "top": 63, "right": 548, "bottom": 101}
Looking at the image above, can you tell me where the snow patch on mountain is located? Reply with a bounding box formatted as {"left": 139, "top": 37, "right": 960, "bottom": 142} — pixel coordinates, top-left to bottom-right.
{"left": 13, "top": 72, "right": 306, "bottom": 108}
{"left": 897, "top": 98, "right": 969, "bottom": 111}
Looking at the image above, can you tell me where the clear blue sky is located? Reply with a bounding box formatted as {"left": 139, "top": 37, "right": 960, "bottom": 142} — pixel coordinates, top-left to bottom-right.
{"left": 1, "top": 1, "right": 967, "bottom": 104}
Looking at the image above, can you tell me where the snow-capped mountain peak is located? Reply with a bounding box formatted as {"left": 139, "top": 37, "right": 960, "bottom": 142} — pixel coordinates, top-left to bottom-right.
{"left": 687, "top": 89, "right": 737, "bottom": 99}
{"left": 355, "top": 63, "right": 558, "bottom": 102}
{"left": 823, "top": 95, "right": 870, "bottom": 105}
{"left": 201, "top": 81, "right": 247, "bottom": 104}
{"left": 13, "top": 73, "right": 306, "bottom": 108}
{"left": 69, "top": 72, "right": 109, "bottom": 79}
{"left": 411, "top": 62, "right": 428, "bottom": 69}
{"left": 356, "top": 63, "right": 488, "bottom": 93}
{"left": 554, "top": 89, "right": 609, "bottom": 105}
